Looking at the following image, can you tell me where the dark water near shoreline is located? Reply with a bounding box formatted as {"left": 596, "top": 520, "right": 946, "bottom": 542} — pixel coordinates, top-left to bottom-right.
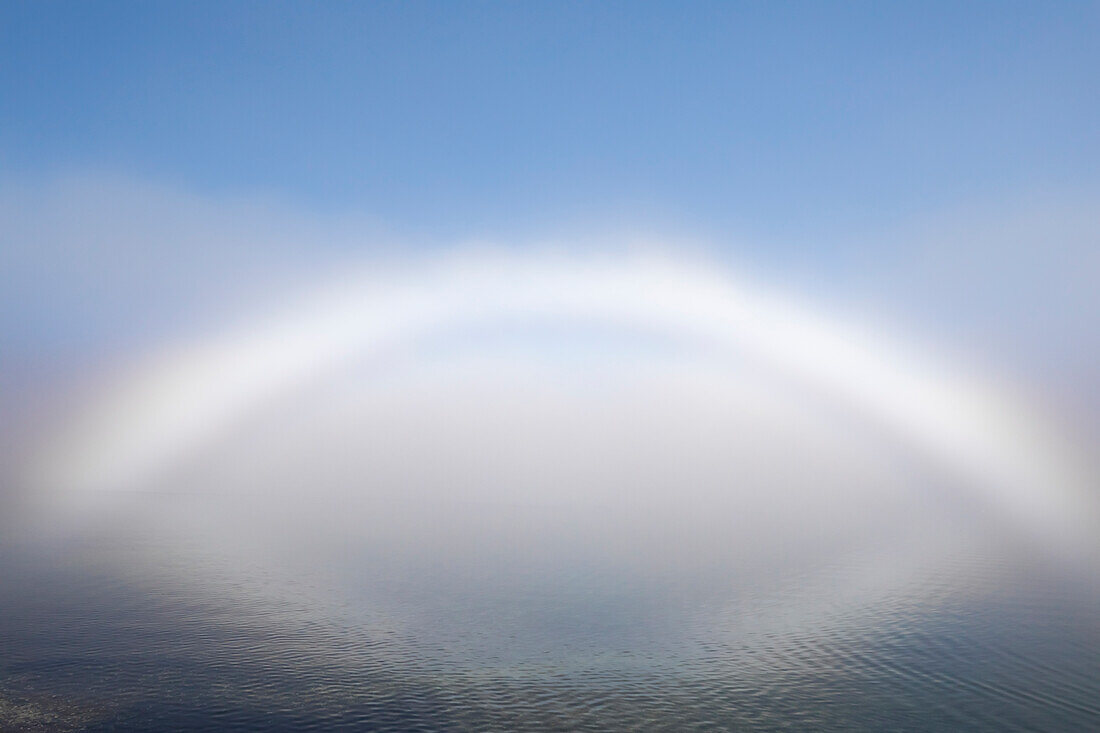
{"left": 2, "top": 494, "right": 1098, "bottom": 731}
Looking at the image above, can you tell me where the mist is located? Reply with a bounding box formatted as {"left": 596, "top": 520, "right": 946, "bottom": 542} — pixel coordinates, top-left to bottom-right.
{"left": 2, "top": 177, "right": 1098, "bottom": 731}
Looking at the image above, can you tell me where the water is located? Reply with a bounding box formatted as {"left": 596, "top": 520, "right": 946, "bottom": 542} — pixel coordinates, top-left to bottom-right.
{"left": 2, "top": 491, "right": 1098, "bottom": 731}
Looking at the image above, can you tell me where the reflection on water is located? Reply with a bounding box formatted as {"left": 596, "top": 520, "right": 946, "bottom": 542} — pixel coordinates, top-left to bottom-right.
{"left": 2, "top": 491, "right": 1098, "bottom": 731}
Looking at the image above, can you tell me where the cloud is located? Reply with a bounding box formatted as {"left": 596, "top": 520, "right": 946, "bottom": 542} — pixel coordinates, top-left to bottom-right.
{"left": 0, "top": 173, "right": 394, "bottom": 360}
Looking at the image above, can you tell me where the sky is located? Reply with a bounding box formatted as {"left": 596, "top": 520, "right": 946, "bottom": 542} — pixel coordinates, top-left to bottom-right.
{"left": 2, "top": 1, "right": 1097, "bottom": 237}
{"left": 0, "top": 0, "right": 1098, "bottom": 588}
{"left": 0, "top": 2, "right": 1097, "bottom": 412}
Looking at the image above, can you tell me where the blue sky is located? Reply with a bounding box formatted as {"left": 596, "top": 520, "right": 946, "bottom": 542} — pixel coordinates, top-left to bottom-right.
{"left": 3, "top": 1, "right": 1097, "bottom": 240}
{"left": 1, "top": 2, "right": 1098, "bottom": 393}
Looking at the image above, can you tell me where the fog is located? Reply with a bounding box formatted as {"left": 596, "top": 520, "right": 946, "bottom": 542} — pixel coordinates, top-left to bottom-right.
{"left": 13, "top": 239, "right": 1098, "bottom": 575}
{"left": 3, "top": 178, "right": 1099, "bottom": 730}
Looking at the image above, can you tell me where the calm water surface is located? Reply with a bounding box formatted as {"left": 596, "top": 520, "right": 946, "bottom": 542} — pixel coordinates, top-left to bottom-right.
{"left": 1, "top": 492, "right": 1098, "bottom": 731}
